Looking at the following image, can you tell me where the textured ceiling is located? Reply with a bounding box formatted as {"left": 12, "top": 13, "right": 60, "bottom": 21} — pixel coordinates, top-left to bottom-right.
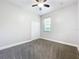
{"left": 7, "top": 0, "right": 77, "bottom": 15}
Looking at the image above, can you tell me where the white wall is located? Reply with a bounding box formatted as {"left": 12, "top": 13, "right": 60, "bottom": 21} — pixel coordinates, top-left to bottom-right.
{"left": 78, "top": 0, "right": 79, "bottom": 50}
{"left": 40, "top": 3, "right": 78, "bottom": 46}
{"left": 0, "top": 0, "right": 40, "bottom": 48}
{"left": 78, "top": 0, "right": 79, "bottom": 41}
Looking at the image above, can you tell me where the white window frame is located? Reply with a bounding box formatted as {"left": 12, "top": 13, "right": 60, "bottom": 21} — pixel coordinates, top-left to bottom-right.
{"left": 43, "top": 17, "right": 51, "bottom": 32}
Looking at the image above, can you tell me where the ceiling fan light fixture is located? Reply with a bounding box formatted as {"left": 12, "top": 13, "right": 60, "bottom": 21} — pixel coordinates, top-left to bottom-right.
{"left": 38, "top": 3, "right": 43, "bottom": 7}
{"left": 32, "top": 0, "right": 50, "bottom": 9}
{"left": 36, "top": 0, "right": 47, "bottom": 2}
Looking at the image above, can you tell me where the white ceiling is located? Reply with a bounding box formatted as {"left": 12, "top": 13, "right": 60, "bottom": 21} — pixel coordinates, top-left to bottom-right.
{"left": 7, "top": 0, "right": 77, "bottom": 15}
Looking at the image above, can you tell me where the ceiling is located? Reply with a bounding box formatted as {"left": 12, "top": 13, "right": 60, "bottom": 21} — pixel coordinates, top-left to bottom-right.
{"left": 7, "top": 0, "right": 77, "bottom": 15}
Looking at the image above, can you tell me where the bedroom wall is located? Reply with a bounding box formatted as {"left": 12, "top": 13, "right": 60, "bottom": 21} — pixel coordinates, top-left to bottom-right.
{"left": 0, "top": 0, "right": 40, "bottom": 48}
{"left": 40, "top": 3, "right": 78, "bottom": 46}
{"left": 78, "top": 0, "right": 79, "bottom": 50}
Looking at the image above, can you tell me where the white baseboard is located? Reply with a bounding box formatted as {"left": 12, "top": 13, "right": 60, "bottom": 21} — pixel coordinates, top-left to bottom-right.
{"left": 40, "top": 37, "right": 79, "bottom": 51}
{"left": 0, "top": 39, "right": 36, "bottom": 51}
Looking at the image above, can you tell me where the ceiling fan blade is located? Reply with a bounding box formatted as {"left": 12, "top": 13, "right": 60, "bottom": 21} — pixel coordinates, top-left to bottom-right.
{"left": 43, "top": 0, "right": 47, "bottom": 2}
{"left": 36, "top": 0, "right": 47, "bottom": 2}
{"left": 44, "top": 4, "right": 50, "bottom": 7}
{"left": 36, "top": 0, "right": 39, "bottom": 2}
{"left": 32, "top": 4, "right": 38, "bottom": 7}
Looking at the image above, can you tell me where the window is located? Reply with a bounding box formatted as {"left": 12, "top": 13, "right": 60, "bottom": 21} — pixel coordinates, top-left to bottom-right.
{"left": 43, "top": 17, "right": 51, "bottom": 32}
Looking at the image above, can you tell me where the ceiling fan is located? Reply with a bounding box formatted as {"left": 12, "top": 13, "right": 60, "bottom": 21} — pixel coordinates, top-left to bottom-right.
{"left": 32, "top": 0, "right": 50, "bottom": 10}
